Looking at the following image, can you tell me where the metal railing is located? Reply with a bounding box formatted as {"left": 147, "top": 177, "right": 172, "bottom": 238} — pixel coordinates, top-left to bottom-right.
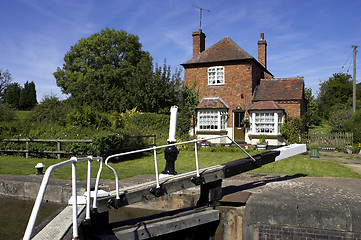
{"left": 24, "top": 135, "right": 252, "bottom": 239}
{"left": 92, "top": 135, "right": 255, "bottom": 206}
{"left": 23, "top": 156, "right": 103, "bottom": 240}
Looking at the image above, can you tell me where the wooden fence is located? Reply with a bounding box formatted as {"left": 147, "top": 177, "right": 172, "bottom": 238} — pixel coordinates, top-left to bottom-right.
{"left": 301, "top": 132, "right": 353, "bottom": 150}
{"left": 0, "top": 135, "right": 156, "bottom": 159}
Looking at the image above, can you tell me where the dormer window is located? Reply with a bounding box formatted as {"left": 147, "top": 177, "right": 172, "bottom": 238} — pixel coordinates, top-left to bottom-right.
{"left": 208, "top": 66, "right": 224, "bottom": 85}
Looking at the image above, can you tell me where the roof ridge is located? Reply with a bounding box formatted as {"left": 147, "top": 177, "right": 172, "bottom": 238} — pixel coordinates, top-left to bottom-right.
{"left": 182, "top": 36, "right": 255, "bottom": 65}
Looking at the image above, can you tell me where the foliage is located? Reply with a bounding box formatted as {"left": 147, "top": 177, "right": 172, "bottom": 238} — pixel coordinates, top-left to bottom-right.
{"left": 18, "top": 81, "right": 37, "bottom": 109}
{"left": 280, "top": 117, "right": 304, "bottom": 144}
{"left": 3, "top": 81, "right": 37, "bottom": 110}
{"left": 304, "top": 87, "right": 321, "bottom": 126}
{"left": 130, "top": 61, "right": 183, "bottom": 113}
{"left": 54, "top": 27, "right": 154, "bottom": 112}
{"left": 308, "top": 142, "right": 319, "bottom": 150}
{"left": 317, "top": 73, "right": 352, "bottom": 119}
{"left": 343, "top": 109, "right": 361, "bottom": 144}
{"left": 176, "top": 82, "right": 199, "bottom": 134}
{"left": 0, "top": 69, "right": 12, "bottom": 100}
{"left": 91, "top": 131, "right": 147, "bottom": 159}
{"left": 329, "top": 107, "right": 353, "bottom": 131}
{"left": 4, "top": 82, "right": 21, "bottom": 108}
{"left": 65, "top": 105, "right": 109, "bottom": 128}
{"left": 257, "top": 135, "right": 267, "bottom": 144}
{"left": 30, "top": 94, "right": 69, "bottom": 125}
{"left": 122, "top": 111, "right": 170, "bottom": 143}
{"left": 54, "top": 27, "right": 187, "bottom": 115}
{"left": 0, "top": 104, "right": 15, "bottom": 122}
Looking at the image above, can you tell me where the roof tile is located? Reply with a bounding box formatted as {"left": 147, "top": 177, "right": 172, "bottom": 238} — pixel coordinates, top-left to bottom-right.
{"left": 197, "top": 97, "right": 229, "bottom": 109}
{"left": 182, "top": 36, "right": 254, "bottom": 65}
{"left": 249, "top": 101, "right": 285, "bottom": 110}
{"left": 253, "top": 78, "right": 304, "bottom": 101}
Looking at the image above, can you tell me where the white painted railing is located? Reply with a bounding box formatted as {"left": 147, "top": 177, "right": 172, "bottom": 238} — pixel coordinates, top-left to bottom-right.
{"left": 23, "top": 156, "right": 103, "bottom": 240}
{"left": 24, "top": 136, "right": 251, "bottom": 239}
{"left": 92, "top": 135, "right": 254, "bottom": 206}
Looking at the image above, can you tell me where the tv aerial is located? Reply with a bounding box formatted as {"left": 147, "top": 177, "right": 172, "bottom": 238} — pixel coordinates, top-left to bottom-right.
{"left": 193, "top": 5, "right": 210, "bottom": 29}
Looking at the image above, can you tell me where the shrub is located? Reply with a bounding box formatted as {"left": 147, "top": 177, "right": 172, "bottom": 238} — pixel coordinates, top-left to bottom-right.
{"left": 280, "top": 118, "right": 304, "bottom": 144}
{"left": 92, "top": 131, "right": 147, "bottom": 159}
{"left": 343, "top": 109, "right": 361, "bottom": 144}
{"left": 0, "top": 104, "right": 15, "bottom": 122}
{"left": 30, "top": 94, "right": 70, "bottom": 125}
{"left": 329, "top": 108, "right": 353, "bottom": 132}
{"left": 66, "top": 105, "right": 109, "bottom": 128}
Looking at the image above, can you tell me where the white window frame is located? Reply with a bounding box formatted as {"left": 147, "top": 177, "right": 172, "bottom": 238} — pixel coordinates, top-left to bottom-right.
{"left": 208, "top": 66, "right": 224, "bottom": 85}
{"left": 250, "top": 111, "right": 283, "bottom": 135}
{"left": 197, "top": 109, "right": 227, "bottom": 131}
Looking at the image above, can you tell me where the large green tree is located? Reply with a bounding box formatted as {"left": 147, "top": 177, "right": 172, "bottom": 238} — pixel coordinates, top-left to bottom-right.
{"left": 317, "top": 73, "right": 353, "bottom": 119}
{"left": 54, "top": 28, "right": 157, "bottom": 112}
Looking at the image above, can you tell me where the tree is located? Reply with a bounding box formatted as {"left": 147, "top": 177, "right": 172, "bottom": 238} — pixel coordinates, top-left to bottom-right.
{"left": 0, "top": 69, "right": 12, "bottom": 100}
{"left": 4, "top": 82, "right": 21, "bottom": 108}
{"left": 54, "top": 28, "right": 155, "bottom": 112}
{"left": 176, "top": 82, "right": 199, "bottom": 136}
{"left": 317, "top": 73, "right": 352, "bottom": 119}
{"left": 304, "top": 88, "right": 321, "bottom": 127}
{"left": 19, "top": 81, "right": 37, "bottom": 109}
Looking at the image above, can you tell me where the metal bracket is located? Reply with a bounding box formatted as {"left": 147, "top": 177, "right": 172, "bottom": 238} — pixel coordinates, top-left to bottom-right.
{"left": 191, "top": 176, "right": 205, "bottom": 186}
{"left": 106, "top": 193, "right": 127, "bottom": 209}
{"left": 149, "top": 185, "right": 167, "bottom": 197}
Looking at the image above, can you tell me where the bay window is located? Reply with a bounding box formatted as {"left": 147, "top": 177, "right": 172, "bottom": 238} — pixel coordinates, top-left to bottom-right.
{"left": 250, "top": 111, "right": 283, "bottom": 135}
{"left": 198, "top": 109, "right": 227, "bottom": 130}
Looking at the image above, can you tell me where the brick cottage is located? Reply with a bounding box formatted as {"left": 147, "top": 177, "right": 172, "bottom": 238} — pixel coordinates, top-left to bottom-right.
{"left": 182, "top": 30, "right": 306, "bottom": 146}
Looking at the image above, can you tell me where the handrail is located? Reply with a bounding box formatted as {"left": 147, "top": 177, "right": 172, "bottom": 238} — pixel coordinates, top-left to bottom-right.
{"left": 23, "top": 156, "right": 102, "bottom": 240}
{"left": 24, "top": 135, "right": 251, "bottom": 239}
{"left": 93, "top": 135, "right": 254, "bottom": 206}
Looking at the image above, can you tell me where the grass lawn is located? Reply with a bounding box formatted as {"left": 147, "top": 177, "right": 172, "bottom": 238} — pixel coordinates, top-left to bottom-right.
{"left": 0, "top": 150, "right": 251, "bottom": 180}
{"left": 0, "top": 150, "right": 360, "bottom": 180}
{"left": 251, "top": 153, "right": 361, "bottom": 178}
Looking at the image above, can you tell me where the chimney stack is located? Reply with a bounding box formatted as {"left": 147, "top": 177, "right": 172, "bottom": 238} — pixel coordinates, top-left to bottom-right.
{"left": 257, "top": 33, "right": 267, "bottom": 68}
{"left": 192, "top": 29, "right": 206, "bottom": 57}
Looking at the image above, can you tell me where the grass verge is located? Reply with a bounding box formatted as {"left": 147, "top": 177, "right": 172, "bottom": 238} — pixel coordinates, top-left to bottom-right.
{"left": 0, "top": 151, "right": 360, "bottom": 180}
{"left": 251, "top": 153, "right": 361, "bottom": 178}
{"left": 0, "top": 150, "right": 251, "bottom": 180}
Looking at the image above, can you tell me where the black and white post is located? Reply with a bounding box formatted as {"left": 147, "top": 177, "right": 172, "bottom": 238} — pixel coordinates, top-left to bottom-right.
{"left": 161, "top": 106, "right": 179, "bottom": 177}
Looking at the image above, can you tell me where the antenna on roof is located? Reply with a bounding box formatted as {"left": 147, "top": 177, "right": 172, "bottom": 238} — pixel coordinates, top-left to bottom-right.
{"left": 192, "top": 5, "right": 210, "bottom": 29}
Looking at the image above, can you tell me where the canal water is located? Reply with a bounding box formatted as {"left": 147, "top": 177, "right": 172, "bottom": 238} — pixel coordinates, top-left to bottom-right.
{"left": 0, "top": 197, "right": 64, "bottom": 240}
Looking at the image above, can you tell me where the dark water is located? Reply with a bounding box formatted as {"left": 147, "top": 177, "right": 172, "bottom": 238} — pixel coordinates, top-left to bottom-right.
{"left": 0, "top": 197, "right": 64, "bottom": 240}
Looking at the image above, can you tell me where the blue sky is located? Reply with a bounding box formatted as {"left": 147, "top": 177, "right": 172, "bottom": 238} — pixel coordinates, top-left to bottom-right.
{"left": 1, "top": 0, "right": 360, "bottom": 102}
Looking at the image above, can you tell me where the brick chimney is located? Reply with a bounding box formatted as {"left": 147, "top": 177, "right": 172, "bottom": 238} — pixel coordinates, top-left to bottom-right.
{"left": 257, "top": 33, "right": 267, "bottom": 68}
{"left": 192, "top": 29, "right": 206, "bottom": 57}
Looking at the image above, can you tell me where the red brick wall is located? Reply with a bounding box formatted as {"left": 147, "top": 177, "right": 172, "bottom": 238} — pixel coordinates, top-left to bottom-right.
{"left": 277, "top": 100, "right": 304, "bottom": 119}
{"left": 184, "top": 61, "right": 265, "bottom": 128}
{"left": 184, "top": 63, "right": 305, "bottom": 129}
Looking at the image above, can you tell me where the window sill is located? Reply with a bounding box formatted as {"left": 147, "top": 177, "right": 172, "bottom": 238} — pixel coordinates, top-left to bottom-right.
{"left": 248, "top": 134, "right": 282, "bottom": 139}
{"left": 196, "top": 130, "right": 228, "bottom": 134}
